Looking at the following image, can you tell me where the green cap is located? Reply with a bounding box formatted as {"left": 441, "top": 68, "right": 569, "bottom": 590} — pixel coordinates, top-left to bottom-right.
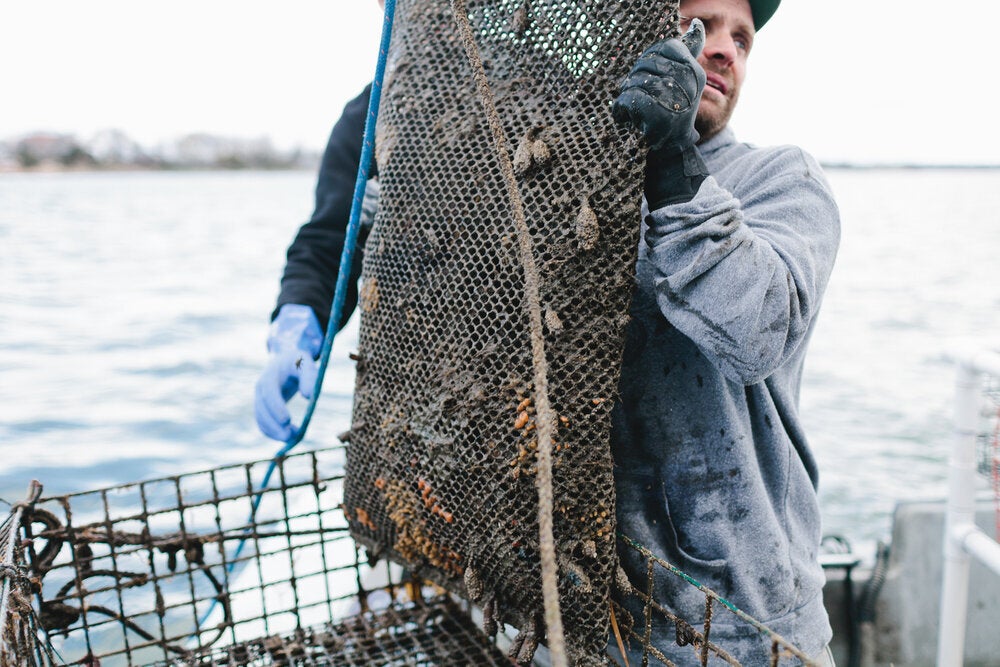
{"left": 749, "top": 0, "right": 780, "bottom": 29}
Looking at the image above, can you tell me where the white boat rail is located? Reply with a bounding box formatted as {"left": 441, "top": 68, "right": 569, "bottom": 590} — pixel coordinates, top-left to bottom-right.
{"left": 937, "top": 349, "right": 1000, "bottom": 667}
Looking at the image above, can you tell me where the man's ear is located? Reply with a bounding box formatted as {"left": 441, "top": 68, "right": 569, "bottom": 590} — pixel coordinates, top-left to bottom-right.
{"left": 681, "top": 18, "right": 705, "bottom": 59}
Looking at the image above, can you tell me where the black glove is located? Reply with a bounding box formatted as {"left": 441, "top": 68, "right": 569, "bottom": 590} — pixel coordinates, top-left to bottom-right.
{"left": 612, "top": 20, "right": 710, "bottom": 208}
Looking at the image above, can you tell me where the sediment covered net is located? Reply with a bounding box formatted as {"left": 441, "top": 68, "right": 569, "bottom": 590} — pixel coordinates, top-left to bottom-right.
{"left": 342, "top": 0, "right": 678, "bottom": 662}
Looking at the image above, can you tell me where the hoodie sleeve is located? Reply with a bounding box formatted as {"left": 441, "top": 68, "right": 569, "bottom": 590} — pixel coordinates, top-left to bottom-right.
{"left": 643, "top": 145, "right": 840, "bottom": 385}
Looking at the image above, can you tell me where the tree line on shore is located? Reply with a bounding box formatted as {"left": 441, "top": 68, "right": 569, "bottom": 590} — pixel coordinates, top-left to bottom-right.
{"left": 1, "top": 129, "right": 321, "bottom": 172}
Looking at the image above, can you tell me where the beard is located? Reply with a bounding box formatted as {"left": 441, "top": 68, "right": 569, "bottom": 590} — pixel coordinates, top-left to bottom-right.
{"left": 695, "top": 90, "right": 739, "bottom": 143}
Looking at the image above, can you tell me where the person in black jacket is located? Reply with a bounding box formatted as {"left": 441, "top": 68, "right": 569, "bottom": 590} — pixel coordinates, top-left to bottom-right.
{"left": 254, "top": 83, "right": 376, "bottom": 441}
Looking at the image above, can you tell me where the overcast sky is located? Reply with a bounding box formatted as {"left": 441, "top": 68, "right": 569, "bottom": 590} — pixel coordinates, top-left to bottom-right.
{"left": 4, "top": 1, "right": 998, "bottom": 165}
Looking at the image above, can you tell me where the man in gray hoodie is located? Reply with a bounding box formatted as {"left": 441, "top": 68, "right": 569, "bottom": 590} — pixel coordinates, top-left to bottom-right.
{"left": 610, "top": 0, "right": 839, "bottom": 663}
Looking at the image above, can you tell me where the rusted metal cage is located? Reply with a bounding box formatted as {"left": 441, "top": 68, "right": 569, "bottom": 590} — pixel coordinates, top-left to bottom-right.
{"left": 1, "top": 447, "right": 821, "bottom": 666}
{"left": 0, "top": 447, "right": 510, "bottom": 666}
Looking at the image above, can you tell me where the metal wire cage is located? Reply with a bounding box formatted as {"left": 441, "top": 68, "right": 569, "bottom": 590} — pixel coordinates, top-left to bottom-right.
{"left": 0, "top": 446, "right": 825, "bottom": 666}
{"left": 0, "top": 447, "right": 510, "bottom": 667}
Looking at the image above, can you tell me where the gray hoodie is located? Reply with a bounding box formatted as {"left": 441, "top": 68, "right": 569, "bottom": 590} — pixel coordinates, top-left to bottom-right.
{"left": 612, "top": 126, "right": 840, "bottom": 664}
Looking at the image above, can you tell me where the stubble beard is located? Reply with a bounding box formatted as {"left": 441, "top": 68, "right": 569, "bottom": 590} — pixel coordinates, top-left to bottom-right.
{"left": 695, "top": 91, "right": 739, "bottom": 144}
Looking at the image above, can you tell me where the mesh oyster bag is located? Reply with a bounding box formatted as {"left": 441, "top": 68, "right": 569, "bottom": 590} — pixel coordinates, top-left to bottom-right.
{"left": 343, "top": 0, "right": 678, "bottom": 661}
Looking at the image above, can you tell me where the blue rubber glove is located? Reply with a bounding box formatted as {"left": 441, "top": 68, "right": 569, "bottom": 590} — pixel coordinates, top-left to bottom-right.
{"left": 254, "top": 304, "right": 324, "bottom": 441}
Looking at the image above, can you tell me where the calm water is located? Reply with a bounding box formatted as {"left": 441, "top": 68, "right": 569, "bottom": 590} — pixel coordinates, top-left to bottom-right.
{"left": 2, "top": 169, "right": 999, "bottom": 563}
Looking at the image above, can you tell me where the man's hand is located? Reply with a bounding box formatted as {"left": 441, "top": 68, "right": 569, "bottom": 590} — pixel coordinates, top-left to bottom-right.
{"left": 612, "top": 20, "right": 710, "bottom": 209}
{"left": 612, "top": 19, "right": 706, "bottom": 156}
{"left": 255, "top": 304, "right": 323, "bottom": 441}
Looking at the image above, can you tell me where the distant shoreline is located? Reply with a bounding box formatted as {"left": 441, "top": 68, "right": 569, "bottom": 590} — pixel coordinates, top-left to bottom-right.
{"left": 0, "top": 163, "right": 317, "bottom": 175}
{"left": 1, "top": 130, "right": 321, "bottom": 174}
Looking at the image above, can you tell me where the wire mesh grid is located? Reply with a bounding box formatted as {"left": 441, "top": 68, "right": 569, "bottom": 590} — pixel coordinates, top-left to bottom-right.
{"left": 141, "top": 595, "right": 507, "bottom": 667}
{"left": 3, "top": 447, "right": 509, "bottom": 666}
{"left": 0, "top": 446, "right": 825, "bottom": 666}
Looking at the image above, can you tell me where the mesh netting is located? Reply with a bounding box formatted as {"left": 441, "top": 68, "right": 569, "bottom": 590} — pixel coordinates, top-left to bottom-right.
{"left": 342, "top": 0, "right": 678, "bottom": 661}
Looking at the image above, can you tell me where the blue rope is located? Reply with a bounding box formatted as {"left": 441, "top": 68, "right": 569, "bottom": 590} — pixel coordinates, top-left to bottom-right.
{"left": 292, "top": 0, "right": 396, "bottom": 453}
{"left": 196, "top": 0, "right": 397, "bottom": 633}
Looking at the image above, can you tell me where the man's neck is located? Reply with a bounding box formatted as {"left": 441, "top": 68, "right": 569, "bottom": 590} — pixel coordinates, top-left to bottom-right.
{"left": 698, "top": 125, "right": 734, "bottom": 149}
{"left": 697, "top": 124, "right": 727, "bottom": 145}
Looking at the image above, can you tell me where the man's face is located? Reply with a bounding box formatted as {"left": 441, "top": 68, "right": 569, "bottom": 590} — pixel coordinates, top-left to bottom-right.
{"left": 679, "top": 0, "right": 755, "bottom": 142}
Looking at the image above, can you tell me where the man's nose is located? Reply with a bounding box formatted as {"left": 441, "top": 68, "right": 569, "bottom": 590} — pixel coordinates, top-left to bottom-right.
{"left": 701, "top": 32, "right": 736, "bottom": 67}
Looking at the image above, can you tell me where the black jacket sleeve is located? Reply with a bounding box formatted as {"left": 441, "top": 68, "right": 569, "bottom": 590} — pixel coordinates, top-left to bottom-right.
{"left": 273, "top": 83, "right": 376, "bottom": 332}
